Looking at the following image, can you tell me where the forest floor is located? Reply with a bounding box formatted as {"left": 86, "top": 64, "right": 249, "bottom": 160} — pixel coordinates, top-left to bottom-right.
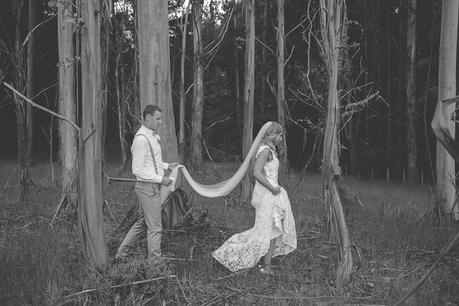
{"left": 0, "top": 159, "right": 458, "bottom": 305}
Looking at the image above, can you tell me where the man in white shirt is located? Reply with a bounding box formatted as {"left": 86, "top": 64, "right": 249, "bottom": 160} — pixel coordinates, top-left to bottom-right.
{"left": 116, "top": 104, "right": 178, "bottom": 262}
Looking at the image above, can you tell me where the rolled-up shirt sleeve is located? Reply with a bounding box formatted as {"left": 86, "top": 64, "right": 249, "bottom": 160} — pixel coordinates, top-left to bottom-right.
{"left": 161, "top": 161, "right": 169, "bottom": 170}
{"left": 131, "top": 137, "right": 163, "bottom": 183}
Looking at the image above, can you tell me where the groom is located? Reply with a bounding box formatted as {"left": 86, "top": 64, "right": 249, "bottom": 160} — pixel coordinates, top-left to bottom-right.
{"left": 115, "top": 104, "right": 178, "bottom": 263}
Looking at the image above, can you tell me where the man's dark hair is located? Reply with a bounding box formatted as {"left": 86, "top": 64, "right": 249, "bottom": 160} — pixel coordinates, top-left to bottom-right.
{"left": 143, "top": 104, "right": 162, "bottom": 119}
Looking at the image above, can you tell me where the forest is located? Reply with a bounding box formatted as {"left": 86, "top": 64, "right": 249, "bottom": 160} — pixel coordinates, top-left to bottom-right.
{"left": 0, "top": 0, "right": 458, "bottom": 305}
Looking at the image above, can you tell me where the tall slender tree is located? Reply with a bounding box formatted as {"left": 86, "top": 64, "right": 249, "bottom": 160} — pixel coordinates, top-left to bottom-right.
{"left": 57, "top": 0, "right": 77, "bottom": 204}
{"left": 277, "top": 0, "right": 285, "bottom": 128}
{"left": 79, "top": 0, "right": 108, "bottom": 270}
{"left": 191, "top": 0, "right": 204, "bottom": 169}
{"left": 432, "top": 0, "right": 458, "bottom": 221}
{"left": 137, "top": 0, "right": 178, "bottom": 161}
{"left": 386, "top": 0, "right": 392, "bottom": 177}
{"left": 113, "top": 12, "right": 130, "bottom": 172}
{"left": 259, "top": 0, "right": 268, "bottom": 120}
{"left": 240, "top": 0, "right": 255, "bottom": 202}
{"left": 406, "top": 0, "right": 417, "bottom": 182}
{"left": 26, "top": 0, "right": 36, "bottom": 166}
{"left": 10, "top": 1, "right": 28, "bottom": 201}
{"left": 319, "top": 0, "right": 353, "bottom": 287}
{"left": 100, "top": 1, "right": 110, "bottom": 164}
{"left": 178, "top": 1, "right": 190, "bottom": 162}
{"left": 233, "top": 12, "right": 241, "bottom": 129}
{"left": 277, "top": 0, "right": 287, "bottom": 164}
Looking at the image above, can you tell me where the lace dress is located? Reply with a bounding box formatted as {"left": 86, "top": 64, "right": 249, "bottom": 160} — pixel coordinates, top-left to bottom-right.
{"left": 212, "top": 145, "right": 297, "bottom": 272}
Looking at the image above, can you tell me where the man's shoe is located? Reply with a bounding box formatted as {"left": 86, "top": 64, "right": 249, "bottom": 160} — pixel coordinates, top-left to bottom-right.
{"left": 258, "top": 265, "right": 275, "bottom": 276}
{"left": 113, "top": 254, "right": 129, "bottom": 265}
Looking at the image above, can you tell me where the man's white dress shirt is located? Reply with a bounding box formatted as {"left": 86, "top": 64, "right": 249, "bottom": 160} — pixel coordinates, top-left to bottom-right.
{"left": 131, "top": 125, "right": 169, "bottom": 183}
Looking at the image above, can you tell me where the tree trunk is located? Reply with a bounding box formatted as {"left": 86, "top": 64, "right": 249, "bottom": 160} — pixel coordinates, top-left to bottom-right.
{"left": 277, "top": 0, "right": 285, "bottom": 127}
{"left": 233, "top": 14, "right": 241, "bottom": 130}
{"left": 101, "top": 3, "right": 110, "bottom": 165}
{"left": 79, "top": 0, "right": 108, "bottom": 270}
{"left": 137, "top": 0, "right": 178, "bottom": 162}
{"left": 12, "top": 1, "right": 28, "bottom": 202}
{"left": 133, "top": 0, "right": 141, "bottom": 131}
{"left": 259, "top": 0, "right": 268, "bottom": 121}
{"left": 191, "top": 0, "right": 204, "bottom": 169}
{"left": 114, "top": 21, "right": 129, "bottom": 172}
{"left": 277, "top": 0, "right": 287, "bottom": 164}
{"left": 386, "top": 1, "right": 392, "bottom": 175}
{"left": 319, "top": 0, "right": 353, "bottom": 288}
{"left": 179, "top": 2, "right": 190, "bottom": 163}
{"left": 406, "top": 0, "right": 417, "bottom": 183}
{"left": 240, "top": 0, "right": 255, "bottom": 202}
{"left": 363, "top": 1, "right": 370, "bottom": 146}
{"left": 58, "top": 0, "right": 78, "bottom": 205}
{"left": 26, "top": 0, "right": 36, "bottom": 166}
{"left": 432, "top": 0, "right": 458, "bottom": 221}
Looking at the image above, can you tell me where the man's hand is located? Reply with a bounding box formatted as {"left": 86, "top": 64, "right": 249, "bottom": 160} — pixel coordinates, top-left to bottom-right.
{"left": 169, "top": 163, "right": 180, "bottom": 169}
{"left": 271, "top": 186, "right": 282, "bottom": 195}
{"left": 161, "top": 176, "right": 173, "bottom": 186}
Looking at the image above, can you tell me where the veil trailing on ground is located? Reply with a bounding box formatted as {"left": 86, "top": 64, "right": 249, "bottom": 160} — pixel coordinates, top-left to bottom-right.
{"left": 165, "top": 121, "right": 273, "bottom": 199}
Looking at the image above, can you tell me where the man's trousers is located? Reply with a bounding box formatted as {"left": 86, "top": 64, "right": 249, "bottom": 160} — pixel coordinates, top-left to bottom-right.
{"left": 116, "top": 182, "right": 162, "bottom": 258}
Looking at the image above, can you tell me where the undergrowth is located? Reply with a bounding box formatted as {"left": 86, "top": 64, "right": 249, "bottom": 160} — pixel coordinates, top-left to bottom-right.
{"left": 0, "top": 161, "right": 458, "bottom": 305}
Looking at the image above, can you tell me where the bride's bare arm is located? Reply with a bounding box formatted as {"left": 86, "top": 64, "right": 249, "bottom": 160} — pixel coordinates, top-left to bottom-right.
{"left": 253, "top": 148, "right": 281, "bottom": 195}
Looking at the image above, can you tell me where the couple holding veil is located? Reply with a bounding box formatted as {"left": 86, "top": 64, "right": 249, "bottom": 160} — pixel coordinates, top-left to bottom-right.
{"left": 116, "top": 104, "right": 297, "bottom": 275}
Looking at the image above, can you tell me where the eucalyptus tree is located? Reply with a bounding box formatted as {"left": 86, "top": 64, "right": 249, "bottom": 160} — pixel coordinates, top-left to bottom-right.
{"left": 57, "top": 0, "right": 77, "bottom": 205}
{"left": 26, "top": 0, "right": 37, "bottom": 166}
{"left": 137, "top": 0, "right": 178, "bottom": 161}
{"left": 406, "top": 0, "right": 417, "bottom": 182}
{"left": 240, "top": 0, "right": 255, "bottom": 202}
{"left": 79, "top": 0, "right": 108, "bottom": 270}
{"left": 319, "top": 0, "right": 353, "bottom": 287}
{"left": 431, "top": 0, "right": 459, "bottom": 221}
{"left": 191, "top": 0, "right": 204, "bottom": 168}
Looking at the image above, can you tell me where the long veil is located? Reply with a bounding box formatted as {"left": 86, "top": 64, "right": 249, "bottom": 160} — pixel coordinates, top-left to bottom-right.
{"left": 165, "top": 121, "right": 273, "bottom": 199}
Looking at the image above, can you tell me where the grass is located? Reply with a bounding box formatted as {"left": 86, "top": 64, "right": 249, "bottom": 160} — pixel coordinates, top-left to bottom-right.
{"left": 0, "top": 160, "right": 458, "bottom": 305}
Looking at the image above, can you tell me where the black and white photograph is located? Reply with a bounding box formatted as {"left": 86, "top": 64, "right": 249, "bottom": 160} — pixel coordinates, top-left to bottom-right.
{"left": 0, "top": 0, "right": 458, "bottom": 304}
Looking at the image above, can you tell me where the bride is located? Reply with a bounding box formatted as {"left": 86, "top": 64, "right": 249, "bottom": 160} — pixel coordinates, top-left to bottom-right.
{"left": 212, "top": 122, "right": 297, "bottom": 275}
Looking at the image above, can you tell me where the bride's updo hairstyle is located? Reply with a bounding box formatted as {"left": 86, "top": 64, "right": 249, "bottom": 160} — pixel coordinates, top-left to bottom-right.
{"left": 260, "top": 122, "right": 286, "bottom": 158}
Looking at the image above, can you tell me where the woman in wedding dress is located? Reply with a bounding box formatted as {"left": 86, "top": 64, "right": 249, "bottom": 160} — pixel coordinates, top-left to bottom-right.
{"left": 212, "top": 122, "right": 297, "bottom": 275}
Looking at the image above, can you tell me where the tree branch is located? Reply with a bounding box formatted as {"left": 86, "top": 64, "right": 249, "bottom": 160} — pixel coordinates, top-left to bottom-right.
{"left": 443, "top": 95, "right": 459, "bottom": 105}
{"left": 3, "top": 82, "right": 80, "bottom": 131}
{"left": 255, "top": 37, "right": 276, "bottom": 57}
{"left": 60, "top": 275, "right": 177, "bottom": 300}
{"left": 284, "top": 45, "right": 295, "bottom": 67}
{"left": 394, "top": 232, "right": 459, "bottom": 306}
{"left": 22, "top": 13, "right": 57, "bottom": 49}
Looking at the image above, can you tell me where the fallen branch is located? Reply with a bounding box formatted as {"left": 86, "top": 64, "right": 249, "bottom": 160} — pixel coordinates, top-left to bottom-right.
{"left": 174, "top": 275, "right": 188, "bottom": 304}
{"left": 50, "top": 175, "right": 78, "bottom": 226}
{"left": 159, "top": 256, "right": 198, "bottom": 262}
{"left": 394, "top": 231, "right": 459, "bottom": 305}
{"left": 60, "top": 275, "right": 176, "bottom": 300}
{"left": 103, "top": 200, "right": 119, "bottom": 223}
{"left": 246, "top": 293, "right": 332, "bottom": 301}
{"left": 213, "top": 269, "right": 250, "bottom": 281}
{"left": 0, "top": 167, "right": 16, "bottom": 200}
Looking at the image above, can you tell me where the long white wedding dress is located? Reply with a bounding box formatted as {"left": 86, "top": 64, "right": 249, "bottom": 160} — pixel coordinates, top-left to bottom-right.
{"left": 212, "top": 145, "right": 297, "bottom": 272}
